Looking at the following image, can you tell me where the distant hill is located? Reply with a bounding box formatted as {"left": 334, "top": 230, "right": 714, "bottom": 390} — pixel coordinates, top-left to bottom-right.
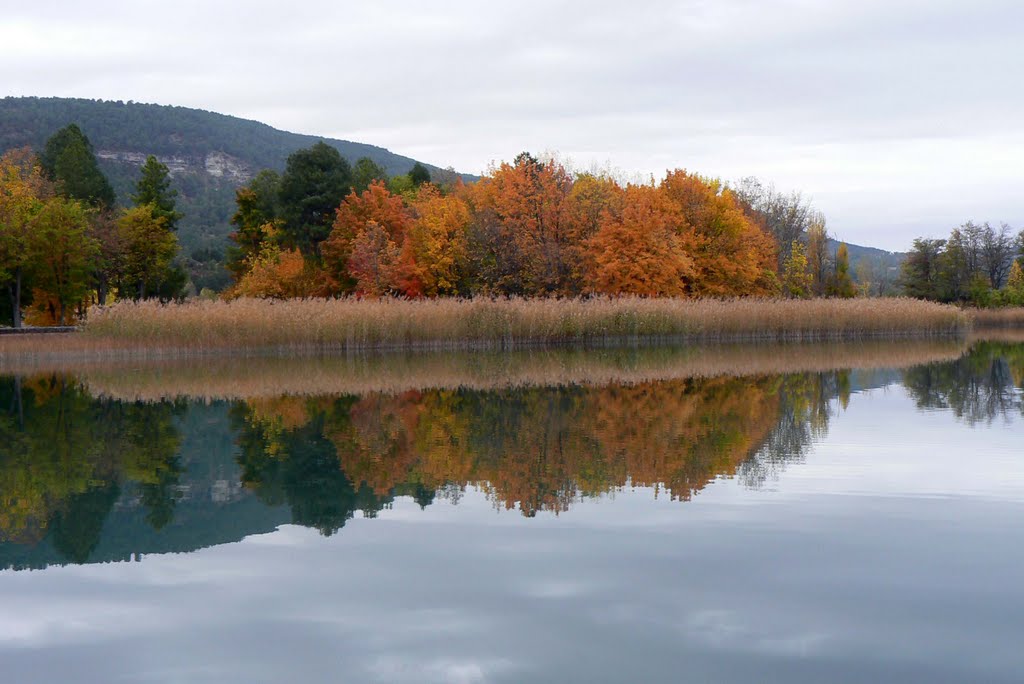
{"left": 0, "top": 96, "right": 471, "bottom": 289}
{"left": 828, "top": 238, "right": 906, "bottom": 295}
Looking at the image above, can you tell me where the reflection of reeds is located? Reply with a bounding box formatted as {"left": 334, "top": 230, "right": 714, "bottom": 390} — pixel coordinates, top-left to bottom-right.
{"left": 66, "top": 297, "right": 968, "bottom": 351}
{"left": 971, "top": 307, "right": 1024, "bottom": 329}
{"left": 57, "top": 339, "right": 967, "bottom": 402}
{"left": 968, "top": 329, "right": 1024, "bottom": 344}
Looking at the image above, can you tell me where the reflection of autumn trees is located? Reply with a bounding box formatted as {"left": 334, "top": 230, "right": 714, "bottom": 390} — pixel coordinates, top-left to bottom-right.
{"left": 230, "top": 373, "right": 849, "bottom": 522}
{"left": 7, "top": 340, "right": 1017, "bottom": 554}
{"left": 903, "top": 341, "right": 1024, "bottom": 425}
{"left": 737, "top": 372, "right": 847, "bottom": 489}
{"left": 0, "top": 375, "right": 183, "bottom": 560}
{"left": 231, "top": 397, "right": 432, "bottom": 536}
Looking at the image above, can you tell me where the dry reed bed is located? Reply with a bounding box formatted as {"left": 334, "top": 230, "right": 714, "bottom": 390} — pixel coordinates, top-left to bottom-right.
{"left": 48, "top": 340, "right": 966, "bottom": 403}
{"left": 67, "top": 297, "right": 970, "bottom": 354}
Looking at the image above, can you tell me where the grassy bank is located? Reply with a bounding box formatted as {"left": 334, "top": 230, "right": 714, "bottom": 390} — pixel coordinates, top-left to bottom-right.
{"left": 0, "top": 297, "right": 971, "bottom": 356}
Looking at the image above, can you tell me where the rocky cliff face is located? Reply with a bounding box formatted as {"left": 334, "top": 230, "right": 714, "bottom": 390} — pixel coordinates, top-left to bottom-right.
{"left": 96, "top": 149, "right": 254, "bottom": 184}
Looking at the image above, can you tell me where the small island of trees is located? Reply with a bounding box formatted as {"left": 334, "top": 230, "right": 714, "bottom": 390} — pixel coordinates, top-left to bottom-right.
{"left": 2, "top": 123, "right": 1022, "bottom": 338}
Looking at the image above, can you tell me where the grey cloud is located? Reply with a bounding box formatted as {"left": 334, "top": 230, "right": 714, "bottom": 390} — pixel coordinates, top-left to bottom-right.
{"left": 1, "top": 0, "right": 1021, "bottom": 249}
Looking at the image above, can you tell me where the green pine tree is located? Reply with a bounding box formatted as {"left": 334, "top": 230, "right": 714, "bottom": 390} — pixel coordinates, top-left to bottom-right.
{"left": 40, "top": 124, "right": 115, "bottom": 209}
{"left": 133, "top": 155, "right": 182, "bottom": 231}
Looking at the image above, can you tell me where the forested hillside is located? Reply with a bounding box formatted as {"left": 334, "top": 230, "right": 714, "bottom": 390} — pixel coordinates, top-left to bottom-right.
{"left": 0, "top": 97, "right": 468, "bottom": 289}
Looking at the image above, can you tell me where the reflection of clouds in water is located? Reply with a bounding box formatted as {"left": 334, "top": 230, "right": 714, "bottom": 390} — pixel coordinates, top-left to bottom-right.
{"left": 239, "top": 526, "right": 318, "bottom": 547}
{"left": 683, "top": 609, "right": 744, "bottom": 645}
{"left": 517, "top": 578, "right": 600, "bottom": 599}
{"left": 683, "top": 609, "right": 829, "bottom": 657}
{"left": 684, "top": 610, "right": 827, "bottom": 655}
{"left": 367, "top": 656, "right": 514, "bottom": 684}
{"left": 0, "top": 595, "right": 156, "bottom": 646}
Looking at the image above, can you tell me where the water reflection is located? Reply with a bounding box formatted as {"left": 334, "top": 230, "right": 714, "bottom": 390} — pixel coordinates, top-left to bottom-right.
{"left": 903, "top": 340, "right": 1024, "bottom": 424}
{"left": 0, "top": 376, "right": 184, "bottom": 558}
{"left": 0, "top": 340, "right": 1020, "bottom": 569}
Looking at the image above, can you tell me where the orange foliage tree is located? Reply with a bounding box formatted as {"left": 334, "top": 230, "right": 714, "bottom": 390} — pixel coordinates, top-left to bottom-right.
{"left": 322, "top": 181, "right": 419, "bottom": 296}
{"left": 587, "top": 184, "right": 695, "bottom": 296}
{"left": 230, "top": 229, "right": 317, "bottom": 299}
{"left": 464, "top": 153, "right": 574, "bottom": 295}
{"left": 560, "top": 173, "right": 623, "bottom": 291}
{"left": 660, "top": 171, "right": 779, "bottom": 296}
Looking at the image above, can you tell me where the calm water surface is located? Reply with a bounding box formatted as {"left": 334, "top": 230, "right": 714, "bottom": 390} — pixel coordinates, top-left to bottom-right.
{"left": 0, "top": 341, "right": 1022, "bottom": 683}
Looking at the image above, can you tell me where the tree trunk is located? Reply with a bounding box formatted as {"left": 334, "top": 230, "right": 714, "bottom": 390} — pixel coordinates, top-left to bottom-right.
{"left": 59, "top": 301, "right": 67, "bottom": 327}
{"left": 11, "top": 267, "right": 22, "bottom": 329}
{"left": 97, "top": 276, "right": 107, "bottom": 307}
{"left": 139, "top": 279, "right": 146, "bottom": 300}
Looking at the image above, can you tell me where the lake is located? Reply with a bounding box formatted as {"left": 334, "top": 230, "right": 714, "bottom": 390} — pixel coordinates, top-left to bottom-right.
{"left": 0, "top": 338, "right": 1022, "bottom": 683}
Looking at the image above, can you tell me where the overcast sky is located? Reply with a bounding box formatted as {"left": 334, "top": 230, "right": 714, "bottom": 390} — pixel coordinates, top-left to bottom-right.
{"left": 2, "top": 0, "right": 1021, "bottom": 249}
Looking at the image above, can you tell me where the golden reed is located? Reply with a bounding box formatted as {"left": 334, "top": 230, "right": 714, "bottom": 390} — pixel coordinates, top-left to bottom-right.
{"left": 64, "top": 296, "right": 970, "bottom": 353}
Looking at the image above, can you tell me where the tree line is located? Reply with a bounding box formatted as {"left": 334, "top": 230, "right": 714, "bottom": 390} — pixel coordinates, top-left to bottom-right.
{"left": 900, "top": 222, "right": 1024, "bottom": 306}
{"left": 225, "top": 145, "right": 859, "bottom": 300}
{"left": 4, "top": 124, "right": 871, "bottom": 327}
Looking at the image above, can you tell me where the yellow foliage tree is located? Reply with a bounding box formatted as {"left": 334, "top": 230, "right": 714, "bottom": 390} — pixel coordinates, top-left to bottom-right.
{"left": 782, "top": 240, "right": 813, "bottom": 298}
{"left": 408, "top": 185, "right": 470, "bottom": 296}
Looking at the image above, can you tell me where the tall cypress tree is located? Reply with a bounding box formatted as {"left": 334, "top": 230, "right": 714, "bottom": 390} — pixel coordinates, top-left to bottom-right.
{"left": 40, "top": 124, "right": 115, "bottom": 209}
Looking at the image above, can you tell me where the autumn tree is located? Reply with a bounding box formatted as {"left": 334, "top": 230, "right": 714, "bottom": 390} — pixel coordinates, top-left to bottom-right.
{"left": 1008, "top": 260, "right": 1024, "bottom": 290}
{"left": 1001, "top": 261, "right": 1024, "bottom": 306}
{"left": 782, "top": 240, "right": 812, "bottom": 298}
{"left": 586, "top": 184, "right": 694, "bottom": 296}
{"left": 660, "top": 171, "right": 778, "bottom": 296}
{"left": 227, "top": 170, "right": 281, "bottom": 281}
{"left": 465, "top": 153, "right": 573, "bottom": 294}
{"left": 805, "top": 214, "right": 830, "bottom": 296}
{"left": 408, "top": 185, "right": 471, "bottom": 296}
{"left": 322, "top": 181, "right": 414, "bottom": 295}
{"left": 87, "top": 209, "right": 124, "bottom": 306}
{"left": 132, "top": 155, "right": 181, "bottom": 231}
{"left": 278, "top": 142, "right": 352, "bottom": 255}
{"left": 40, "top": 124, "right": 115, "bottom": 209}
{"left": 0, "top": 148, "right": 50, "bottom": 328}
{"left": 118, "top": 204, "right": 178, "bottom": 300}
{"left": 28, "top": 197, "right": 99, "bottom": 325}
{"left": 560, "top": 173, "right": 623, "bottom": 293}
{"left": 347, "top": 221, "right": 402, "bottom": 296}
{"left": 231, "top": 238, "right": 315, "bottom": 300}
